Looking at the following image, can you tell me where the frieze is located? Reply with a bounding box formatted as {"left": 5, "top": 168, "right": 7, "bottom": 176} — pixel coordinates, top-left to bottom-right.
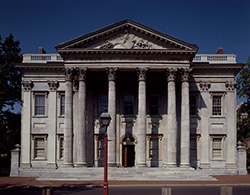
{"left": 106, "top": 67, "right": 118, "bottom": 81}
{"left": 199, "top": 81, "right": 211, "bottom": 91}
{"left": 137, "top": 67, "right": 148, "bottom": 81}
{"left": 22, "top": 81, "right": 33, "bottom": 91}
{"left": 225, "top": 81, "right": 236, "bottom": 91}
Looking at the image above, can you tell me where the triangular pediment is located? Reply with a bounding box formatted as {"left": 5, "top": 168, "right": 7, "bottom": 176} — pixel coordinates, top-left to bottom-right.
{"left": 56, "top": 19, "right": 198, "bottom": 53}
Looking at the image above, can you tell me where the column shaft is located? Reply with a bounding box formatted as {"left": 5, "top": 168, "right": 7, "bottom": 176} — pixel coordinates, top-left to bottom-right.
{"left": 166, "top": 68, "right": 177, "bottom": 167}
{"left": 63, "top": 68, "right": 73, "bottom": 167}
{"left": 77, "top": 68, "right": 88, "bottom": 166}
{"left": 106, "top": 67, "right": 117, "bottom": 167}
{"left": 136, "top": 68, "right": 148, "bottom": 167}
{"left": 180, "top": 69, "right": 191, "bottom": 167}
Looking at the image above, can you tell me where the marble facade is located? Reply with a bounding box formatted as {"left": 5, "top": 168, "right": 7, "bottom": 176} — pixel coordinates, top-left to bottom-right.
{"left": 13, "top": 19, "right": 246, "bottom": 177}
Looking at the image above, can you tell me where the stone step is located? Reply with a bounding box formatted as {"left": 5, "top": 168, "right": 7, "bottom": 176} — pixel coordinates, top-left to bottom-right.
{"left": 36, "top": 167, "right": 217, "bottom": 181}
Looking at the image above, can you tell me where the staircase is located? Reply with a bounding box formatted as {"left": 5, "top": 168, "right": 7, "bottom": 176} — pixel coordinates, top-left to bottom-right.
{"left": 37, "top": 167, "right": 217, "bottom": 181}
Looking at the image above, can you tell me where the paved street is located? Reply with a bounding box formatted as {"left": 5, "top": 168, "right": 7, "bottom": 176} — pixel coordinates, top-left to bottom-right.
{"left": 1, "top": 175, "right": 250, "bottom": 194}
{"left": 1, "top": 186, "right": 250, "bottom": 195}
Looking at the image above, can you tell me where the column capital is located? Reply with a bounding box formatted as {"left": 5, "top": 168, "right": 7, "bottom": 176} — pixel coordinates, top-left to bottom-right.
{"left": 47, "top": 80, "right": 59, "bottom": 91}
{"left": 22, "top": 81, "right": 33, "bottom": 91}
{"left": 137, "top": 67, "right": 148, "bottom": 81}
{"left": 166, "top": 68, "right": 177, "bottom": 82}
{"left": 78, "top": 67, "right": 88, "bottom": 82}
{"left": 199, "top": 81, "right": 211, "bottom": 91}
{"left": 64, "top": 67, "right": 74, "bottom": 82}
{"left": 225, "top": 81, "right": 236, "bottom": 91}
{"left": 106, "top": 67, "right": 118, "bottom": 81}
{"left": 180, "top": 68, "right": 192, "bottom": 82}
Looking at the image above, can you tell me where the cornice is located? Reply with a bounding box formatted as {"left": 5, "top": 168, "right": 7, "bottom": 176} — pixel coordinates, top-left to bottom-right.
{"left": 58, "top": 49, "right": 196, "bottom": 56}
{"left": 15, "top": 63, "right": 64, "bottom": 71}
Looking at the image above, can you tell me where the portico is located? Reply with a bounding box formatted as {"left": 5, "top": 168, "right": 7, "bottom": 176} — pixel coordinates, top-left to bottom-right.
{"left": 61, "top": 64, "right": 192, "bottom": 168}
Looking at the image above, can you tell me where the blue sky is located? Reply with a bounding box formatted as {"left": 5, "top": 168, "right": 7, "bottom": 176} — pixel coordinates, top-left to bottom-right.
{"left": 1, "top": 0, "right": 249, "bottom": 105}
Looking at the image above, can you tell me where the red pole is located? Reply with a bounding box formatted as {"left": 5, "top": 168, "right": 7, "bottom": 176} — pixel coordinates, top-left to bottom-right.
{"left": 103, "top": 133, "right": 108, "bottom": 195}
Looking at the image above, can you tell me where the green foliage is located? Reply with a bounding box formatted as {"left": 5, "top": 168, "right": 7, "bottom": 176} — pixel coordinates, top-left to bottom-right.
{"left": 237, "top": 57, "right": 250, "bottom": 143}
{"left": 0, "top": 34, "right": 22, "bottom": 172}
{"left": 237, "top": 57, "right": 250, "bottom": 101}
{"left": 0, "top": 33, "right": 22, "bottom": 113}
{"left": 237, "top": 102, "right": 250, "bottom": 142}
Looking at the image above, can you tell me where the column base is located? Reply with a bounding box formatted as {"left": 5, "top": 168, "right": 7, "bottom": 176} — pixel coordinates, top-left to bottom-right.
{"left": 165, "top": 163, "right": 177, "bottom": 168}
{"left": 108, "top": 163, "right": 117, "bottom": 167}
{"left": 179, "top": 163, "right": 191, "bottom": 168}
{"left": 46, "top": 163, "right": 57, "bottom": 169}
{"left": 61, "top": 163, "right": 73, "bottom": 168}
{"left": 20, "top": 163, "right": 31, "bottom": 168}
{"left": 225, "top": 163, "right": 237, "bottom": 169}
{"left": 200, "top": 163, "right": 210, "bottom": 169}
{"left": 75, "top": 163, "right": 88, "bottom": 168}
{"left": 136, "top": 162, "right": 147, "bottom": 167}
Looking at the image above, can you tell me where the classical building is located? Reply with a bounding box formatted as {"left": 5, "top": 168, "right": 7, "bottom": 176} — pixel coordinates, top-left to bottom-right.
{"left": 12, "top": 19, "right": 247, "bottom": 178}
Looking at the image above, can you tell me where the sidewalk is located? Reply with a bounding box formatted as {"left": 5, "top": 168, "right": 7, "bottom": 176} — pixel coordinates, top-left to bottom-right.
{"left": 1, "top": 175, "right": 250, "bottom": 188}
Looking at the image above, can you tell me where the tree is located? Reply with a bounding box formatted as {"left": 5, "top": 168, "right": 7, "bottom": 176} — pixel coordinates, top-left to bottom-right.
{"left": 0, "top": 34, "right": 22, "bottom": 175}
{"left": 236, "top": 57, "right": 250, "bottom": 142}
{"left": 237, "top": 57, "right": 250, "bottom": 102}
{"left": 0, "top": 34, "right": 22, "bottom": 113}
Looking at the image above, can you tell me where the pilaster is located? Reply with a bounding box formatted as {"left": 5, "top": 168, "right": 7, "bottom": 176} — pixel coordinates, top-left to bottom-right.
{"left": 20, "top": 81, "right": 32, "bottom": 168}
{"left": 225, "top": 81, "right": 237, "bottom": 168}
{"left": 47, "top": 80, "right": 59, "bottom": 168}
{"left": 199, "top": 81, "right": 211, "bottom": 169}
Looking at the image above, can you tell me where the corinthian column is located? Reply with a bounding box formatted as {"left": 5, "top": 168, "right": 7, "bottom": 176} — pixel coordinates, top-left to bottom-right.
{"left": 180, "top": 68, "right": 191, "bottom": 168}
{"left": 166, "top": 68, "right": 177, "bottom": 167}
{"left": 63, "top": 67, "right": 74, "bottom": 167}
{"left": 136, "top": 67, "right": 148, "bottom": 167}
{"left": 106, "top": 67, "right": 118, "bottom": 167}
{"left": 77, "top": 67, "right": 88, "bottom": 167}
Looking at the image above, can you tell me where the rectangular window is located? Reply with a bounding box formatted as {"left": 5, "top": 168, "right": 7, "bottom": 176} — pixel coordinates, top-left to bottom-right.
{"left": 149, "top": 138, "right": 159, "bottom": 160}
{"left": 212, "top": 138, "right": 223, "bottom": 159}
{"left": 59, "top": 136, "right": 64, "bottom": 159}
{"left": 124, "top": 96, "right": 134, "bottom": 115}
{"left": 35, "top": 95, "right": 45, "bottom": 115}
{"left": 190, "top": 138, "right": 197, "bottom": 160}
{"left": 34, "top": 137, "right": 46, "bottom": 159}
{"left": 31, "top": 56, "right": 51, "bottom": 61}
{"left": 193, "top": 56, "right": 201, "bottom": 61}
{"left": 212, "top": 96, "right": 222, "bottom": 115}
{"left": 98, "top": 139, "right": 104, "bottom": 160}
{"left": 150, "top": 96, "right": 159, "bottom": 115}
{"left": 60, "top": 95, "right": 65, "bottom": 116}
{"left": 190, "top": 96, "right": 197, "bottom": 115}
{"left": 98, "top": 96, "right": 108, "bottom": 115}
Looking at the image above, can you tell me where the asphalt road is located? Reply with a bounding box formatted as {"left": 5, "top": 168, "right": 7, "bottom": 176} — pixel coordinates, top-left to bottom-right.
{"left": 1, "top": 185, "right": 250, "bottom": 195}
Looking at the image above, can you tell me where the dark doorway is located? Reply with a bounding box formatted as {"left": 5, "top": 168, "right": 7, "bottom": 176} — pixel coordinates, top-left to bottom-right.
{"left": 122, "top": 145, "right": 135, "bottom": 167}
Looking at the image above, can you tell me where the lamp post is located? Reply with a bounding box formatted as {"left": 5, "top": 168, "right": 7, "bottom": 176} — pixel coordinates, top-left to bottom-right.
{"left": 100, "top": 110, "right": 111, "bottom": 195}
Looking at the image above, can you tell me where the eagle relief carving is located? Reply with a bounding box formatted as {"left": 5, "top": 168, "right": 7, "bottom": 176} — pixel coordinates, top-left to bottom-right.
{"left": 94, "top": 33, "right": 164, "bottom": 49}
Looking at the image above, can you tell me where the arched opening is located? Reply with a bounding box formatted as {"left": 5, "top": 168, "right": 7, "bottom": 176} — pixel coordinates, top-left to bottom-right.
{"left": 122, "top": 136, "right": 135, "bottom": 167}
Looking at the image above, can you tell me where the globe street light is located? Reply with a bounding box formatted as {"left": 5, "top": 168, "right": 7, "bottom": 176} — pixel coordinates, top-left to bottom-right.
{"left": 100, "top": 110, "right": 111, "bottom": 195}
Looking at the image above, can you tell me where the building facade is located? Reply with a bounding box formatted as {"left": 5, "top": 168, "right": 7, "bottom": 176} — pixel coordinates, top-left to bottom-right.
{"left": 13, "top": 19, "right": 246, "bottom": 177}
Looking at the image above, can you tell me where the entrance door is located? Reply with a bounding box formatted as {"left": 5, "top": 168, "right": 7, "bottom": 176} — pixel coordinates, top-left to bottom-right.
{"left": 122, "top": 145, "right": 135, "bottom": 167}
